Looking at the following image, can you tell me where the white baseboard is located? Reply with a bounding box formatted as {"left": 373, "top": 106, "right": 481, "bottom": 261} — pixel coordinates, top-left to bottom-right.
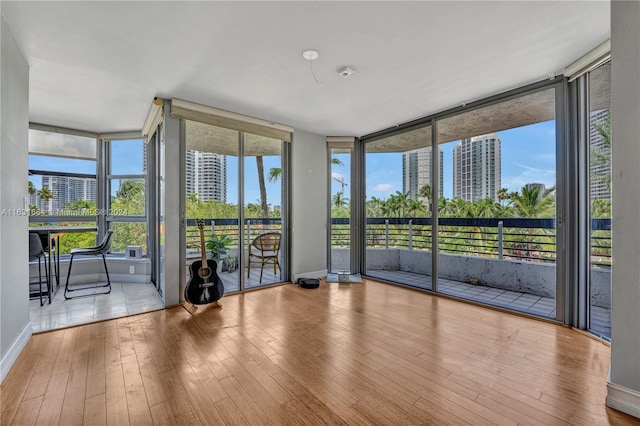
{"left": 0, "top": 322, "right": 32, "bottom": 384}
{"left": 293, "top": 269, "right": 327, "bottom": 283}
{"left": 607, "top": 381, "right": 640, "bottom": 419}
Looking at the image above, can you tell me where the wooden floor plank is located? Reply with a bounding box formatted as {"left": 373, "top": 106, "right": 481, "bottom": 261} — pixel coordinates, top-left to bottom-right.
{"left": 1, "top": 334, "right": 51, "bottom": 425}
{"left": 149, "top": 401, "right": 178, "bottom": 426}
{"left": 83, "top": 393, "right": 106, "bottom": 426}
{"left": 85, "top": 322, "right": 107, "bottom": 399}
{"left": 3, "top": 279, "right": 639, "bottom": 425}
{"left": 214, "top": 397, "right": 250, "bottom": 426}
{"left": 10, "top": 395, "right": 43, "bottom": 426}
{"left": 58, "top": 326, "right": 90, "bottom": 426}
{"left": 121, "top": 353, "right": 153, "bottom": 425}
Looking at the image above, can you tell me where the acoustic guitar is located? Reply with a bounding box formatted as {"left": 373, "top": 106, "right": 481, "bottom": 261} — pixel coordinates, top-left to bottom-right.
{"left": 185, "top": 219, "right": 225, "bottom": 305}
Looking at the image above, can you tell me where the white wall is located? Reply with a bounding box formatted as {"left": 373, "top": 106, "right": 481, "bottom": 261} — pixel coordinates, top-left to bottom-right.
{"left": 291, "top": 130, "right": 327, "bottom": 280}
{"left": 0, "top": 13, "right": 31, "bottom": 383}
{"left": 607, "top": 0, "right": 640, "bottom": 419}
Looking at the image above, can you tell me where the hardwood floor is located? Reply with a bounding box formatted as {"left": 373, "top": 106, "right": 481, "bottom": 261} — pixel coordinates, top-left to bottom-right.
{"left": 2, "top": 279, "right": 638, "bottom": 425}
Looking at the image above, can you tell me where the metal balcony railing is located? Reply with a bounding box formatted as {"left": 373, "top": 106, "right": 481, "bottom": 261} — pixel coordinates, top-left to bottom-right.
{"left": 185, "top": 217, "right": 612, "bottom": 268}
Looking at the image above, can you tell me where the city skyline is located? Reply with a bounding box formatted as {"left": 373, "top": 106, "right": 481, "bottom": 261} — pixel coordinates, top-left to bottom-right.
{"left": 29, "top": 120, "right": 567, "bottom": 208}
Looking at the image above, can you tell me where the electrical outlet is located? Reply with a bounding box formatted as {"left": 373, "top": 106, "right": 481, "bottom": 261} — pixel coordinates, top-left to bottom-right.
{"left": 129, "top": 265, "right": 135, "bottom": 274}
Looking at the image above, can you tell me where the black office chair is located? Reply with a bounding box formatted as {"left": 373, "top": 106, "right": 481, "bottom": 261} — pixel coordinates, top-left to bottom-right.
{"left": 29, "top": 232, "right": 50, "bottom": 306}
{"left": 64, "top": 229, "right": 114, "bottom": 299}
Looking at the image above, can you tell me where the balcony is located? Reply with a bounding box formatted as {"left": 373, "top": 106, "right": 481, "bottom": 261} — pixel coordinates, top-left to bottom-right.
{"left": 331, "top": 217, "right": 612, "bottom": 339}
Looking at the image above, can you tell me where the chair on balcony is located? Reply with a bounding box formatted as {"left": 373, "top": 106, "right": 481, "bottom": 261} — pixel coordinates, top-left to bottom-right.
{"left": 64, "top": 229, "right": 114, "bottom": 299}
{"left": 29, "top": 232, "right": 50, "bottom": 306}
{"left": 247, "top": 232, "right": 281, "bottom": 283}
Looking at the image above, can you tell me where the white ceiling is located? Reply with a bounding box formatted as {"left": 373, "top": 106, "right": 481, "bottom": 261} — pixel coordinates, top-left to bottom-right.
{"left": 2, "top": 1, "right": 610, "bottom": 137}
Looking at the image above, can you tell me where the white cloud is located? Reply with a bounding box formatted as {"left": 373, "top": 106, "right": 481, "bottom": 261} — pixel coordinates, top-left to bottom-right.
{"left": 503, "top": 162, "right": 555, "bottom": 192}
{"left": 331, "top": 172, "right": 344, "bottom": 180}
{"left": 373, "top": 183, "right": 394, "bottom": 192}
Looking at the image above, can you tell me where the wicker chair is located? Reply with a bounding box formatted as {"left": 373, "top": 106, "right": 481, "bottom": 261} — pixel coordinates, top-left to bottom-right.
{"left": 247, "top": 232, "right": 281, "bottom": 283}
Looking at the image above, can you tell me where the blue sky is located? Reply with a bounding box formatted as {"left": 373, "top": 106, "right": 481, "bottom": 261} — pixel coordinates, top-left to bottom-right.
{"left": 364, "top": 120, "right": 556, "bottom": 200}
{"left": 30, "top": 120, "right": 556, "bottom": 204}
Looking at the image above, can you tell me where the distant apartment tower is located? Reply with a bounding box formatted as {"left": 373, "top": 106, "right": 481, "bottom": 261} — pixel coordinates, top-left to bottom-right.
{"left": 185, "top": 150, "right": 227, "bottom": 202}
{"left": 590, "top": 110, "right": 611, "bottom": 200}
{"left": 41, "top": 175, "right": 97, "bottom": 213}
{"left": 524, "top": 183, "right": 547, "bottom": 196}
{"left": 402, "top": 147, "right": 444, "bottom": 200}
{"left": 453, "top": 133, "right": 501, "bottom": 201}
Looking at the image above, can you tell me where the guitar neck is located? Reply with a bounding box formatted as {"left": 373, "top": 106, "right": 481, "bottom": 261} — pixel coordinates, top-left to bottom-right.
{"left": 200, "top": 228, "right": 207, "bottom": 265}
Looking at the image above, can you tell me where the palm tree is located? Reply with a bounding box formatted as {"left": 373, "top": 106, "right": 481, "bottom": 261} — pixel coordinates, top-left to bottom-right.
{"left": 28, "top": 181, "right": 36, "bottom": 196}
{"left": 37, "top": 187, "right": 54, "bottom": 213}
{"left": 332, "top": 191, "right": 349, "bottom": 209}
{"left": 497, "top": 188, "right": 509, "bottom": 206}
{"left": 256, "top": 156, "right": 269, "bottom": 218}
{"left": 386, "top": 191, "right": 410, "bottom": 217}
{"left": 268, "top": 167, "right": 281, "bottom": 183}
{"left": 419, "top": 184, "right": 432, "bottom": 212}
{"left": 407, "top": 199, "right": 426, "bottom": 217}
{"left": 509, "top": 186, "right": 554, "bottom": 218}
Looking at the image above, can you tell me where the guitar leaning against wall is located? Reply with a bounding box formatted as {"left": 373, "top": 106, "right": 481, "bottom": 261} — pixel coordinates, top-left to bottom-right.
{"left": 185, "top": 219, "right": 225, "bottom": 305}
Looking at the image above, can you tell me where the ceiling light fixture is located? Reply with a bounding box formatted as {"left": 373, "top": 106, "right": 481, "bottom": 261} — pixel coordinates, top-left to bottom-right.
{"left": 302, "top": 49, "right": 321, "bottom": 83}
{"left": 337, "top": 66, "right": 354, "bottom": 78}
{"left": 302, "top": 49, "right": 319, "bottom": 61}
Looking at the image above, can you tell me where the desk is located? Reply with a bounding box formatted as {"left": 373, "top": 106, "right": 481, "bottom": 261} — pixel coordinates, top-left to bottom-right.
{"left": 28, "top": 226, "right": 98, "bottom": 301}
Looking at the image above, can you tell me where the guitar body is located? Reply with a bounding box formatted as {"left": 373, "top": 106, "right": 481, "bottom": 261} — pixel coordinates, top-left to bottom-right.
{"left": 184, "top": 219, "right": 225, "bottom": 305}
{"left": 185, "top": 259, "right": 225, "bottom": 305}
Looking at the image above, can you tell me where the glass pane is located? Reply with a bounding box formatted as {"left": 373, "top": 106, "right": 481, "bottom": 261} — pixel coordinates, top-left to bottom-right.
{"left": 437, "top": 88, "right": 557, "bottom": 319}
{"left": 109, "top": 222, "right": 148, "bottom": 253}
{"left": 109, "top": 178, "right": 145, "bottom": 216}
{"left": 110, "top": 139, "right": 145, "bottom": 175}
{"left": 29, "top": 129, "right": 96, "bottom": 160}
{"left": 365, "top": 125, "right": 433, "bottom": 289}
{"left": 329, "top": 148, "right": 351, "bottom": 274}
{"left": 244, "top": 133, "right": 283, "bottom": 289}
{"left": 185, "top": 121, "right": 239, "bottom": 294}
{"left": 589, "top": 61, "right": 611, "bottom": 339}
{"left": 28, "top": 165, "right": 96, "bottom": 215}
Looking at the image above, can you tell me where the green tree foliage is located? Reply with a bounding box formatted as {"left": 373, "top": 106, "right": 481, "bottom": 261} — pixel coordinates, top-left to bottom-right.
{"left": 508, "top": 186, "right": 555, "bottom": 218}
{"left": 591, "top": 111, "right": 612, "bottom": 195}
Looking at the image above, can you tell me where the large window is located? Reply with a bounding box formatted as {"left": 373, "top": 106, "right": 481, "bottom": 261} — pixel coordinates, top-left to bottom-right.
{"left": 184, "top": 120, "right": 286, "bottom": 294}
{"left": 436, "top": 88, "right": 558, "bottom": 318}
{"left": 364, "top": 125, "right": 433, "bottom": 289}
{"left": 28, "top": 128, "right": 98, "bottom": 253}
{"left": 107, "top": 139, "right": 147, "bottom": 253}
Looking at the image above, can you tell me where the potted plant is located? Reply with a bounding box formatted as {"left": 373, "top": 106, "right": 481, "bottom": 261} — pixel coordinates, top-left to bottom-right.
{"left": 205, "top": 234, "right": 232, "bottom": 264}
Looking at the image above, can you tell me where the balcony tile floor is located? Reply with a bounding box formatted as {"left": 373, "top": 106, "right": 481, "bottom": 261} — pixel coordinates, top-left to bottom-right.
{"left": 30, "top": 267, "right": 285, "bottom": 333}
{"left": 30, "top": 282, "right": 164, "bottom": 333}
{"left": 367, "top": 269, "right": 611, "bottom": 339}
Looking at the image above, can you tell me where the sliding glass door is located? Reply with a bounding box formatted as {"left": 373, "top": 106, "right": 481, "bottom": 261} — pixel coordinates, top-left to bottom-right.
{"left": 436, "top": 87, "right": 559, "bottom": 318}
{"left": 183, "top": 119, "right": 288, "bottom": 294}
{"left": 328, "top": 144, "right": 353, "bottom": 274}
{"left": 244, "top": 132, "right": 285, "bottom": 289}
{"left": 364, "top": 126, "right": 433, "bottom": 289}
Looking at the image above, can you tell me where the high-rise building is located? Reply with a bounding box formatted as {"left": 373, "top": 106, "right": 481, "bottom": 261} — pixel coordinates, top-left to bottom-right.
{"left": 453, "top": 133, "right": 501, "bottom": 202}
{"left": 590, "top": 109, "right": 611, "bottom": 200}
{"left": 402, "top": 147, "right": 444, "bottom": 201}
{"left": 41, "top": 175, "right": 97, "bottom": 213}
{"left": 144, "top": 142, "right": 228, "bottom": 202}
{"left": 185, "top": 150, "right": 227, "bottom": 202}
